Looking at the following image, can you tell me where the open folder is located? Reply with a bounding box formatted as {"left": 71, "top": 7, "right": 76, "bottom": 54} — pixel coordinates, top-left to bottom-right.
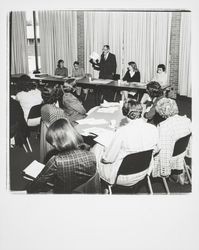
{"left": 22, "top": 160, "right": 45, "bottom": 180}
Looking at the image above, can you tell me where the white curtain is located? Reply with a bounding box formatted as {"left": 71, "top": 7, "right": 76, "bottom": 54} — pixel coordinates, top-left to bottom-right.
{"left": 84, "top": 12, "right": 123, "bottom": 78}
{"left": 123, "top": 12, "right": 171, "bottom": 82}
{"left": 84, "top": 11, "right": 171, "bottom": 82}
{"left": 38, "top": 10, "right": 77, "bottom": 75}
{"left": 178, "top": 13, "right": 191, "bottom": 97}
{"left": 11, "top": 11, "right": 29, "bottom": 74}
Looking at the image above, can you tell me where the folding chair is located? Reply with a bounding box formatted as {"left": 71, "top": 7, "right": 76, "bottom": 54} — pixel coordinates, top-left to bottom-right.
{"left": 106, "top": 150, "right": 153, "bottom": 195}
{"left": 73, "top": 171, "right": 101, "bottom": 194}
{"left": 162, "top": 133, "right": 192, "bottom": 194}
{"left": 27, "top": 104, "right": 42, "bottom": 139}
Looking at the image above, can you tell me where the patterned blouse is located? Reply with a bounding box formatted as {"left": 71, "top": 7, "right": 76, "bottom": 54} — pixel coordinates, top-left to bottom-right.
{"left": 27, "top": 149, "right": 97, "bottom": 193}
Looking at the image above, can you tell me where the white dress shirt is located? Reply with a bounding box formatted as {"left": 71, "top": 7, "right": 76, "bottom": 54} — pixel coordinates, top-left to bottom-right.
{"left": 95, "top": 118, "right": 158, "bottom": 184}
{"left": 16, "top": 89, "right": 43, "bottom": 121}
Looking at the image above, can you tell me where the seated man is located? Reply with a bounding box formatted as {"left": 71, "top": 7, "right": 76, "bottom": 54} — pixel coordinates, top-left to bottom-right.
{"left": 61, "top": 83, "right": 87, "bottom": 125}
{"left": 153, "top": 98, "right": 191, "bottom": 184}
{"left": 92, "top": 99, "right": 159, "bottom": 185}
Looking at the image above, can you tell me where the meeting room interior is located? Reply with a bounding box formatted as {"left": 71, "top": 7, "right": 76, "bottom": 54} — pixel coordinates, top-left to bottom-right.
{"left": 9, "top": 9, "right": 192, "bottom": 195}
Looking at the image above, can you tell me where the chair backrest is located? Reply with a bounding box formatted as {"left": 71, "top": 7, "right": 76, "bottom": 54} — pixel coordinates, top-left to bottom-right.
{"left": 172, "top": 133, "right": 191, "bottom": 157}
{"left": 117, "top": 150, "right": 153, "bottom": 176}
{"left": 73, "top": 171, "right": 101, "bottom": 194}
{"left": 28, "top": 104, "right": 43, "bottom": 119}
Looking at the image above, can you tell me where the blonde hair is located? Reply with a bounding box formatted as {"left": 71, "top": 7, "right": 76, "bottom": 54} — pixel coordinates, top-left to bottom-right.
{"left": 156, "top": 98, "right": 179, "bottom": 119}
{"left": 46, "top": 118, "right": 83, "bottom": 151}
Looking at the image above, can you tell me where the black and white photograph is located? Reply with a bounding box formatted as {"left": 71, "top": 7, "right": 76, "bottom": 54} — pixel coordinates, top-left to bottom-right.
{"left": 1, "top": 1, "right": 199, "bottom": 250}
{"left": 9, "top": 9, "right": 192, "bottom": 194}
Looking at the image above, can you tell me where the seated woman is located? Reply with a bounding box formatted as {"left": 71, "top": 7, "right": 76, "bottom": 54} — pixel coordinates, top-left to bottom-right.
{"left": 121, "top": 61, "right": 141, "bottom": 101}
{"left": 72, "top": 61, "right": 86, "bottom": 96}
{"left": 40, "top": 83, "right": 68, "bottom": 163}
{"left": 55, "top": 59, "right": 68, "bottom": 77}
{"left": 92, "top": 99, "right": 158, "bottom": 185}
{"left": 27, "top": 118, "right": 97, "bottom": 193}
{"left": 15, "top": 74, "right": 43, "bottom": 124}
{"left": 61, "top": 83, "right": 87, "bottom": 125}
{"left": 143, "top": 81, "right": 165, "bottom": 125}
{"left": 141, "top": 64, "right": 168, "bottom": 105}
{"left": 153, "top": 98, "right": 191, "bottom": 184}
{"left": 152, "top": 64, "right": 168, "bottom": 88}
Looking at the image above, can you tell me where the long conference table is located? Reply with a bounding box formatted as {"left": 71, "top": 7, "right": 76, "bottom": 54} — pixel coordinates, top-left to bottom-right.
{"left": 11, "top": 74, "right": 149, "bottom": 103}
{"left": 10, "top": 74, "right": 170, "bottom": 104}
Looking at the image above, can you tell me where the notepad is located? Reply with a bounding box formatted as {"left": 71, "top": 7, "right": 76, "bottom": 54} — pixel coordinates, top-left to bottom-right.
{"left": 22, "top": 160, "right": 45, "bottom": 179}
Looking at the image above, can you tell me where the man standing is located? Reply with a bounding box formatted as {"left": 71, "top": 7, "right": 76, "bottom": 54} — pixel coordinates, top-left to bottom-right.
{"left": 90, "top": 45, "right": 117, "bottom": 79}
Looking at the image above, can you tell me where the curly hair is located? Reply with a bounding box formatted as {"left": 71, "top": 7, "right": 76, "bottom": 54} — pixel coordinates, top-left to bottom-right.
{"left": 155, "top": 98, "right": 179, "bottom": 119}
{"left": 41, "top": 85, "right": 62, "bottom": 104}
{"left": 146, "top": 81, "right": 163, "bottom": 98}
{"left": 122, "top": 99, "right": 143, "bottom": 120}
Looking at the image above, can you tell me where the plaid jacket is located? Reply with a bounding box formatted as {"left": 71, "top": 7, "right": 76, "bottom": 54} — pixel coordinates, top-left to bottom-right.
{"left": 153, "top": 115, "right": 191, "bottom": 177}
{"left": 27, "top": 149, "right": 96, "bottom": 193}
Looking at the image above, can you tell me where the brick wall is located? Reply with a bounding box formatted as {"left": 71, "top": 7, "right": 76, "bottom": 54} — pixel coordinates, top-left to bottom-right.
{"left": 169, "top": 12, "right": 181, "bottom": 99}
{"left": 77, "top": 11, "right": 84, "bottom": 68}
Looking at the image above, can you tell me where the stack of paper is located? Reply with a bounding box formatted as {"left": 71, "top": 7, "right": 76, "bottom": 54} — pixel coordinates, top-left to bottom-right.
{"left": 97, "top": 107, "right": 118, "bottom": 114}
{"left": 89, "top": 51, "right": 100, "bottom": 61}
{"left": 22, "top": 160, "right": 45, "bottom": 180}
{"left": 94, "top": 130, "right": 115, "bottom": 147}
{"left": 76, "top": 118, "right": 108, "bottom": 125}
{"left": 91, "top": 79, "right": 113, "bottom": 84}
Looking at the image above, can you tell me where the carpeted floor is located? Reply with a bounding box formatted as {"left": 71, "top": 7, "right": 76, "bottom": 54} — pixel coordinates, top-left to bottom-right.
{"left": 9, "top": 91, "right": 192, "bottom": 194}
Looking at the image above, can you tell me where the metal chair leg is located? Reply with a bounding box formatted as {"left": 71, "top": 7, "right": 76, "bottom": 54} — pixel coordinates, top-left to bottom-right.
{"left": 184, "top": 160, "right": 192, "bottom": 185}
{"left": 113, "top": 91, "right": 118, "bottom": 101}
{"left": 147, "top": 175, "right": 153, "bottom": 194}
{"left": 23, "top": 144, "right": 28, "bottom": 153}
{"left": 26, "top": 137, "right": 32, "bottom": 152}
{"left": 84, "top": 90, "right": 89, "bottom": 101}
{"left": 108, "top": 185, "right": 112, "bottom": 195}
{"left": 162, "top": 177, "right": 170, "bottom": 194}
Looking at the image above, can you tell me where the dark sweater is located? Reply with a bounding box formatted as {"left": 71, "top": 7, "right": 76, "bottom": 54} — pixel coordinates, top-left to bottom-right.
{"left": 122, "top": 70, "right": 140, "bottom": 82}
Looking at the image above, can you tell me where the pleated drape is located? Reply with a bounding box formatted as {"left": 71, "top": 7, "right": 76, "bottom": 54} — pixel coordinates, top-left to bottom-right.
{"left": 84, "top": 11, "right": 171, "bottom": 82}
{"left": 38, "top": 10, "right": 77, "bottom": 75}
{"left": 178, "top": 13, "right": 191, "bottom": 97}
{"left": 11, "top": 11, "right": 29, "bottom": 74}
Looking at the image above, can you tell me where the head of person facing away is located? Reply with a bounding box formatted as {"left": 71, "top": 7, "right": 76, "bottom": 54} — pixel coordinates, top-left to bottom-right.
{"left": 41, "top": 83, "right": 62, "bottom": 105}
{"left": 18, "top": 74, "right": 36, "bottom": 92}
{"left": 155, "top": 97, "right": 179, "bottom": 120}
{"left": 46, "top": 118, "right": 84, "bottom": 152}
{"left": 146, "top": 81, "right": 163, "bottom": 99}
{"left": 102, "top": 45, "right": 110, "bottom": 56}
{"left": 127, "top": 61, "right": 139, "bottom": 72}
{"left": 157, "top": 64, "right": 166, "bottom": 74}
{"left": 57, "top": 59, "right": 64, "bottom": 68}
{"left": 122, "top": 99, "right": 143, "bottom": 120}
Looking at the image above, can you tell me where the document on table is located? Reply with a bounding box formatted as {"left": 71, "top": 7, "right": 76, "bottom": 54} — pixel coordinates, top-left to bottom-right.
{"left": 76, "top": 118, "right": 108, "bottom": 125}
{"left": 97, "top": 107, "right": 119, "bottom": 114}
{"left": 94, "top": 130, "right": 115, "bottom": 147}
{"left": 23, "top": 160, "right": 45, "bottom": 179}
{"left": 82, "top": 127, "right": 110, "bottom": 136}
{"left": 91, "top": 79, "right": 113, "bottom": 84}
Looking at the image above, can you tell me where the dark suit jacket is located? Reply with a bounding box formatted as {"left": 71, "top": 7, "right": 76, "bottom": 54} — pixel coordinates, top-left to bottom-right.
{"left": 92, "top": 52, "right": 117, "bottom": 79}
{"left": 122, "top": 70, "right": 140, "bottom": 82}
